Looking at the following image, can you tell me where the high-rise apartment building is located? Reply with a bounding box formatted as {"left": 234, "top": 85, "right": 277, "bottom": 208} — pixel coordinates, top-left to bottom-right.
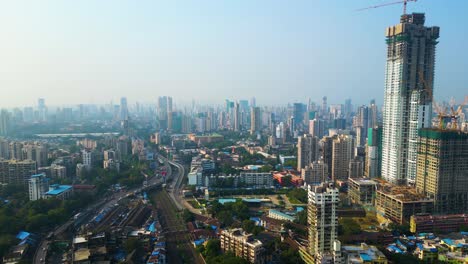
{"left": 348, "top": 158, "right": 364, "bottom": 178}
{"left": 23, "top": 143, "right": 48, "bottom": 167}
{"left": 365, "top": 127, "right": 383, "bottom": 178}
{"left": 9, "top": 142, "right": 23, "bottom": 160}
{"left": 120, "top": 97, "right": 128, "bottom": 121}
{"left": 250, "top": 107, "right": 261, "bottom": 135}
{"left": 158, "top": 96, "right": 172, "bottom": 130}
{"left": 0, "top": 159, "right": 37, "bottom": 185}
{"left": 297, "top": 134, "right": 320, "bottom": 171}
{"left": 308, "top": 182, "right": 339, "bottom": 258}
{"left": 331, "top": 135, "right": 353, "bottom": 181}
{"left": 234, "top": 102, "right": 241, "bottom": 131}
{"left": 82, "top": 150, "right": 93, "bottom": 171}
{"left": 382, "top": 13, "right": 440, "bottom": 184}
{"left": 416, "top": 129, "right": 468, "bottom": 214}
{"left": 37, "top": 98, "right": 47, "bottom": 122}
{"left": 0, "top": 110, "right": 10, "bottom": 136}
{"left": 309, "top": 118, "right": 326, "bottom": 139}
{"left": 29, "top": 173, "right": 49, "bottom": 201}
{"left": 0, "top": 138, "right": 9, "bottom": 159}
{"left": 301, "top": 160, "right": 328, "bottom": 185}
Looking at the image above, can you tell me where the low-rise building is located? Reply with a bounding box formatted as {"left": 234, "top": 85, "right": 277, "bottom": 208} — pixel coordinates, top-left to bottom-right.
{"left": 45, "top": 184, "right": 73, "bottom": 200}
{"left": 342, "top": 243, "right": 388, "bottom": 264}
{"left": 267, "top": 209, "right": 295, "bottom": 222}
{"left": 240, "top": 172, "right": 273, "bottom": 188}
{"left": 220, "top": 228, "right": 265, "bottom": 264}
{"left": 375, "top": 184, "right": 433, "bottom": 224}
{"left": 410, "top": 214, "right": 468, "bottom": 234}
{"left": 188, "top": 133, "right": 224, "bottom": 144}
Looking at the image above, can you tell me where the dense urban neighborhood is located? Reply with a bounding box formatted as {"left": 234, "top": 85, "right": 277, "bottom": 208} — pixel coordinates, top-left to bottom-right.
{"left": 1, "top": 1, "right": 468, "bottom": 264}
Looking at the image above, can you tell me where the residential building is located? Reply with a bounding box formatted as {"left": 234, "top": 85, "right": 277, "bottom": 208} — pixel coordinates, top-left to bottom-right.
{"left": 77, "top": 138, "right": 97, "bottom": 150}
{"left": 82, "top": 149, "right": 92, "bottom": 170}
{"left": 301, "top": 160, "right": 328, "bottom": 185}
{"left": 0, "top": 138, "right": 9, "bottom": 159}
{"left": 308, "top": 182, "right": 339, "bottom": 259}
{"left": 348, "top": 158, "right": 364, "bottom": 179}
{"left": 29, "top": 173, "right": 49, "bottom": 201}
{"left": 342, "top": 243, "right": 388, "bottom": 264}
{"left": 239, "top": 172, "right": 273, "bottom": 188}
{"left": 76, "top": 163, "right": 85, "bottom": 178}
{"left": 250, "top": 107, "right": 261, "bottom": 135}
{"left": 382, "top": 13, "right": 440, "bottom": 184}
{"left": 331, "top": 135, "right": 353, "bottom": 181}
{"left": 0, "top": 109, "right": 10, "bottom": 136}
{"left": 365, "top": 127, "right": 383, "bottom": 178}
{"left": 23, "top": 143, "right": 48, "bottom": 167}
{"left": 416, "top": 129, "right": 468, "bottom": 214}
{"left": 309, "top": 119, "right": 326, "bottom": 139}
{"left": 220, "top": 228, "right": 265, "bottom": 264}
{"left": 0, "top": 159, "right": 37, "bottom": 185}
{"left": 297, "top": 134, "right": 319, "bottom": 171}
{"left": 103, "top": 159, "right": 120, "bottom": 172}
{"left": 9, "top": 142, "right": 24, "bottom": 160}
{"left": 348, "top": 178, "right": 378, "bottom": 205}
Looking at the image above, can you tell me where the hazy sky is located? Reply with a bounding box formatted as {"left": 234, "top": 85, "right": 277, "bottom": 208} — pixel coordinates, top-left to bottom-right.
{"left": 0, "top": 0, "right": 466, "bottom": 108}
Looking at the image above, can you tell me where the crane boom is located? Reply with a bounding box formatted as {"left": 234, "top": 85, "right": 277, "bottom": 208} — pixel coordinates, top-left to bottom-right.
{"left": 356, "top": 0, "right": 418, "bottom": 14}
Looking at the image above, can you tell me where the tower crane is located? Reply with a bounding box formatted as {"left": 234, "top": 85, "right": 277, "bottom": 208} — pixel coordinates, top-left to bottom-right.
{"left": 448, "top": 96, "right": 468, "bottom": 130}
{"left": 432, "top": 101, "right": 448, "bottom": 130}
{"left": 356, "top": 0, "right": 418, "bottom": 15}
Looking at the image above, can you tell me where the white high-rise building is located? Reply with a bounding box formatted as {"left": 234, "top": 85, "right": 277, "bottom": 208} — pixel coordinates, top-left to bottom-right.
{"left": 382, "top": 13, "right": 439, "bottom": 184}
{"left": 29, "top": 173, "right": 49, "bottom": 201}
{"left": 308, "top": 182, "right": 339, "bottom": 260}
{"left": 82, "top": 149, "right": 92, "bottom": 171}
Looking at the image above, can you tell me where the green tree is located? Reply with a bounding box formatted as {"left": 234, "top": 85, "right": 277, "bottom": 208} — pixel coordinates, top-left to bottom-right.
{"left": 287, "top": 188, "right": 308, "bottom": 203}
{"left": 182, "top": 209, "right": 195, "bottom": 222}
{"left": 295, "top": 210, "right": 307, "bottom": 225}
{"left": 339, "top": 218, "right": 361, "bottom": 237}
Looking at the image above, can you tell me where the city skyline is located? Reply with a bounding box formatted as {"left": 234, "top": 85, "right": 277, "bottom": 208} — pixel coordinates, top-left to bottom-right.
{"left": 1, "top": 1, "right": 467, "bottom": 107}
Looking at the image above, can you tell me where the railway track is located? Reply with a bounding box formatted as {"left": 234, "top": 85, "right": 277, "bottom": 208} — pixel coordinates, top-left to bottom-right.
{"left": 152, "top": 190, "right": 204, "bottom": 264}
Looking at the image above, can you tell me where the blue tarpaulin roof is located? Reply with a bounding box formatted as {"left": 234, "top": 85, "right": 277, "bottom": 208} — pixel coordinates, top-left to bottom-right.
{"left": 155, "top": 242, "right": 165, "bottom": 247}
{"left": 16, "top": 231, "right": 30, "bottom": 240}
{"left": 443, "top": 239, "right": 455, "bottom": 246}
{"left": 296, "top": 207, "right": 304, "bottom": 212}
{"left": 46, "top": 185, "right": 72, "bottom": 195}
{"left": 194, "top": 239, "right": 205, "bottom": 246}
{"left": 360, "top": 253, "right": 372, "bottom": 261}
{"left": 148, "top": 221, "right": 156, "bottom": 232}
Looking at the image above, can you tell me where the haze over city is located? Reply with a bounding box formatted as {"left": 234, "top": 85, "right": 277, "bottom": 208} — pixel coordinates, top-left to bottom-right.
{"left": 1, "top": 1, "right": 468, "bottom": 264}
{"left": 0, "top": 0, "right": 467, "bottom": 107}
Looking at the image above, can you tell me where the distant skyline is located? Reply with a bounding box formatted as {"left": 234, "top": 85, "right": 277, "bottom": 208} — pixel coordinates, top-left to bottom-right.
{"left": 0, "top": 1, "right": 467, "bottom": 108}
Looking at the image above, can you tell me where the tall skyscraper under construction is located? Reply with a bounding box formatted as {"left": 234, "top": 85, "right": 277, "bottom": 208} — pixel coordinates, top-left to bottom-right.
{"left": 381, "top": 13, "right": 440, "bottom": 184}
